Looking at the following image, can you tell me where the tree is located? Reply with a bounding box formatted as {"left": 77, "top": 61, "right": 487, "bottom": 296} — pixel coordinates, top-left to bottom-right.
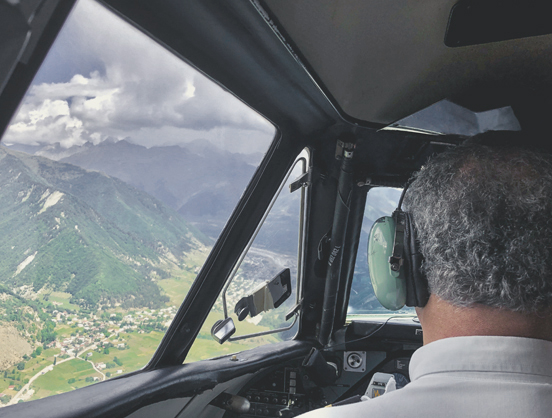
{"left": 106, "top": 372, "right": 111, "bottom": 378}
{"left": 113, "top": 357, "right": 123, "bottom": 366}
{"left": 67, "top": 378, "right": 76, "bottom": 384}
{"left": 35, "top": 346, "right": 43, "bottom": 356}
{"left": 40, "top": 320, "right": 57, "bottom": 344}
{"left": 16, "top": 362, "right": 25, "bottom": 371}
{"left": 103, "top": 347, "right": 110, "bottom": 355}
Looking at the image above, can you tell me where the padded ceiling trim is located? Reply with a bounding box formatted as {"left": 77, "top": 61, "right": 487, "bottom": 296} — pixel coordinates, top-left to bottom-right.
{"left": 263, "top": 0, "right": 552, "bottom": 124}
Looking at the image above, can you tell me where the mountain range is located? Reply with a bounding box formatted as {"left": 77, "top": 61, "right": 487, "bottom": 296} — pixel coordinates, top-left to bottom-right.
{"left": 0, "top": 146, "right": 207, "bottom": 308}
{"left": 8, "top": 140, "right": 262, "bottom": 239}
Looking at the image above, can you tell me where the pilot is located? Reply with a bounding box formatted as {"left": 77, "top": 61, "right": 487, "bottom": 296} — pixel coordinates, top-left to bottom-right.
{"left": 302, "top": 132, "right": 552, "bottom": 417}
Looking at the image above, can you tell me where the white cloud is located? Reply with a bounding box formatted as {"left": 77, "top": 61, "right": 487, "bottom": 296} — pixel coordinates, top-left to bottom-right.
{"left": 9, "top": 98, "right": 85, "bottom": 148}
{"left": 2, "top": 0, "right": 274, "bottom": 153}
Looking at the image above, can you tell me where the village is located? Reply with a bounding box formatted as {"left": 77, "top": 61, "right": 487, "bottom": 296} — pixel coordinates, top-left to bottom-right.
{"left": 0, "top": 304, "right": 179, "bottom": 406}
{"left": 52, "top": 305, "right": 178, "bottom": 360}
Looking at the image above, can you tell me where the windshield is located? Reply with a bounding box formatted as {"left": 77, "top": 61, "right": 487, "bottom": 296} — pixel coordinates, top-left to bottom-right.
{"left": 0, "top": 0, "right": 274, "bottom": 406}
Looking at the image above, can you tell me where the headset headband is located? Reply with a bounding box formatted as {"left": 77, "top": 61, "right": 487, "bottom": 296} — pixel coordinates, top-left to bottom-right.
{"left": 388, "top": 180, "right": 412, "bottom": 272}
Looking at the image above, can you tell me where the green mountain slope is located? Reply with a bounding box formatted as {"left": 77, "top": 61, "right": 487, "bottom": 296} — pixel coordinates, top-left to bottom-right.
{"left": 0, "top": 147, "right": 207, "bottom": 308}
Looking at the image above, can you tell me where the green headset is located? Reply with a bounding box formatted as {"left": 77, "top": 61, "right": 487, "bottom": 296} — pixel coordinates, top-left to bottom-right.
{"left": 367, "top": 183, "right": 429, "bottom": 310}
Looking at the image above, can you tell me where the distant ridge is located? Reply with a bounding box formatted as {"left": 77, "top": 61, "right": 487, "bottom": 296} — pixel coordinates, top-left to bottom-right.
{"left": 48, "top": 140, "right": 258, "bottom": 238}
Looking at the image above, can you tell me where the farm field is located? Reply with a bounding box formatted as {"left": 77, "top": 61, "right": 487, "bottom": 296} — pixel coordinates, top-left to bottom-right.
{"left": 82, "top": 331, "right": 165, "bottom": 373}
{"left": 30, "top": 359, "right": 103, "bottom": 401}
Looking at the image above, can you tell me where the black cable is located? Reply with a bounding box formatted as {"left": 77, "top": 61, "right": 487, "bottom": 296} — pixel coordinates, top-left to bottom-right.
{"left": 326, "top": 315, "right": 410, "bottom": 351}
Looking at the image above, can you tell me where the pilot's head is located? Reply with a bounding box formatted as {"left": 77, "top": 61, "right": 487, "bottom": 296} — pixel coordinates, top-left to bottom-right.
{"left": 404, "top": 133, "right": 552, "bottom": 314}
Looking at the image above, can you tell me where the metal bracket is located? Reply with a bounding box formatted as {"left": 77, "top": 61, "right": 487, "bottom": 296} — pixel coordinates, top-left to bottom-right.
{"left": 289, "top": 170, "right": 311, "bottom": 193}
{"left": 285, "top": 298, "right": 303, "bottom": 321}
{"left": 389, "top": 210, "right": 406, "bottom": 272}
{"left": 335, "top": 140, "right": 355, "bottom": 160}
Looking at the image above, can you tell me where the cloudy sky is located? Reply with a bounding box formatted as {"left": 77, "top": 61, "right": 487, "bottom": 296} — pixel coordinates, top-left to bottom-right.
{"left": 2, "top": 0, "right": 275, "bottom": 154}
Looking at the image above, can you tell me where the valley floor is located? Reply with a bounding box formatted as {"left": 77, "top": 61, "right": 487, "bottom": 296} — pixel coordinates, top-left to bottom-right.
{"left": 0, "top": 246, "right": 294, "bottom": 407}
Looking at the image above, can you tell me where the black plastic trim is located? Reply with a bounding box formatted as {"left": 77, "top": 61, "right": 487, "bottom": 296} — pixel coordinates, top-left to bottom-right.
{"left": 0, "top": 0, "right": 77, "bottom": 139}
{"left": 2, "top": 340, "right": 312, "bottom": 418}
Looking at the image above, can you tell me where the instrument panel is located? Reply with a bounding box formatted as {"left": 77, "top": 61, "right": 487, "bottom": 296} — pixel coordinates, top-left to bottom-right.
{"left": 242, "top": 367, "right": 318, "bottom": 417}
{"left": 219, "top": 319, "right": 422, "bottom": 417}
{"left": 228, "top": 355, "right": 413, "bottom": 417}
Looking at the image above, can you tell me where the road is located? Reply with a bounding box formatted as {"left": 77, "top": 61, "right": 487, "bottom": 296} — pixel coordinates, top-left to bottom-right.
{"left": 6, "top": 339, "right": 109, "bottom": 406}
{"left": 247, "top": 247, "right": 296, "bottom": 270}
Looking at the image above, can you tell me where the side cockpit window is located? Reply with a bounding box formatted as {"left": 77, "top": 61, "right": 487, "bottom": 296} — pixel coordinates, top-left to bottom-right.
{"left": 187, "top": 151, "right": 308, "bottom": 360}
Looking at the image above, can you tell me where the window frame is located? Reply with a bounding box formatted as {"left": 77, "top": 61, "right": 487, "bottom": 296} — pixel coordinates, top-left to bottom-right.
{"left": 219, "top": 151, "right": 310, "bottom": 342}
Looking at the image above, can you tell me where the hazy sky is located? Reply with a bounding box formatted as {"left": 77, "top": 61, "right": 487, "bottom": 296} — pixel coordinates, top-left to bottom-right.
{"left": 2, "top": 0, "right": 275, "bottom": 154}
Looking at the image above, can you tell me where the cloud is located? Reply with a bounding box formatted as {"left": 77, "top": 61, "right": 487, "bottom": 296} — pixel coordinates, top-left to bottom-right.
{"left": 3, "top": 0, "right": 274, "bottom": 153}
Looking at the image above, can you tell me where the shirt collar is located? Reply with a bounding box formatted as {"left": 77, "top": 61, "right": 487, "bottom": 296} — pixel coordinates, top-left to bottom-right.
{"left": 409, "top": 335, "right": 552, "bottom": 381}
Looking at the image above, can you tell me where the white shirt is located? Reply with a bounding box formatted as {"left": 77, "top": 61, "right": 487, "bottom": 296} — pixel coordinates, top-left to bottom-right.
{"left": 300, "top": 336, "right": 552, "bottom": 418}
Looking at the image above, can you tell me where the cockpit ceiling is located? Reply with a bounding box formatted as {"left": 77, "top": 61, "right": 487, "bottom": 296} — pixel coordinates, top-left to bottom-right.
{"left": 262, "top": 0, "right": 552, "bottom": 125}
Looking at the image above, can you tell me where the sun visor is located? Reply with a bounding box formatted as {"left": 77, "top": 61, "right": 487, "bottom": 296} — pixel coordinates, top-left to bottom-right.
{"left": 446, "top": 0, "right": 552, "bottom": 47}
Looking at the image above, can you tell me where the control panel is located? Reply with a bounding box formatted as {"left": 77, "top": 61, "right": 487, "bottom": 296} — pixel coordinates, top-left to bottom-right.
{"left": 243, "top": 367, "right": 308, "bottom": 417}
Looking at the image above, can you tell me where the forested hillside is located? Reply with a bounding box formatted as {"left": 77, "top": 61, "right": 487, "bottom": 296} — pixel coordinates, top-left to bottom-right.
{"left": 0, "top": 147, "right": 208, "bottom": 309}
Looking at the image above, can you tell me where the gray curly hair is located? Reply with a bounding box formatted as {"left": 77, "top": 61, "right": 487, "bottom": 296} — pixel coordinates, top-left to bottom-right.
{"left": 404, "top": 135, "right": 552, "bottom": 313}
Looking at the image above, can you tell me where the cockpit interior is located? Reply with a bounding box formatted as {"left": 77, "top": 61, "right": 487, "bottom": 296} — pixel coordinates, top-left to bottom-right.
{"left": 1, "top": 0, "right": 550, "bottom": 417}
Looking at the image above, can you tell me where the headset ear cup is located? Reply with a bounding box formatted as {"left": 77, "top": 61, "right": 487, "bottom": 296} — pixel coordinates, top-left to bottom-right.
{"left": 403, "top": 212, "right": 430, "bottom": 307}
{"left": 367, "top": 216, "right": 407, "bottom": 310}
